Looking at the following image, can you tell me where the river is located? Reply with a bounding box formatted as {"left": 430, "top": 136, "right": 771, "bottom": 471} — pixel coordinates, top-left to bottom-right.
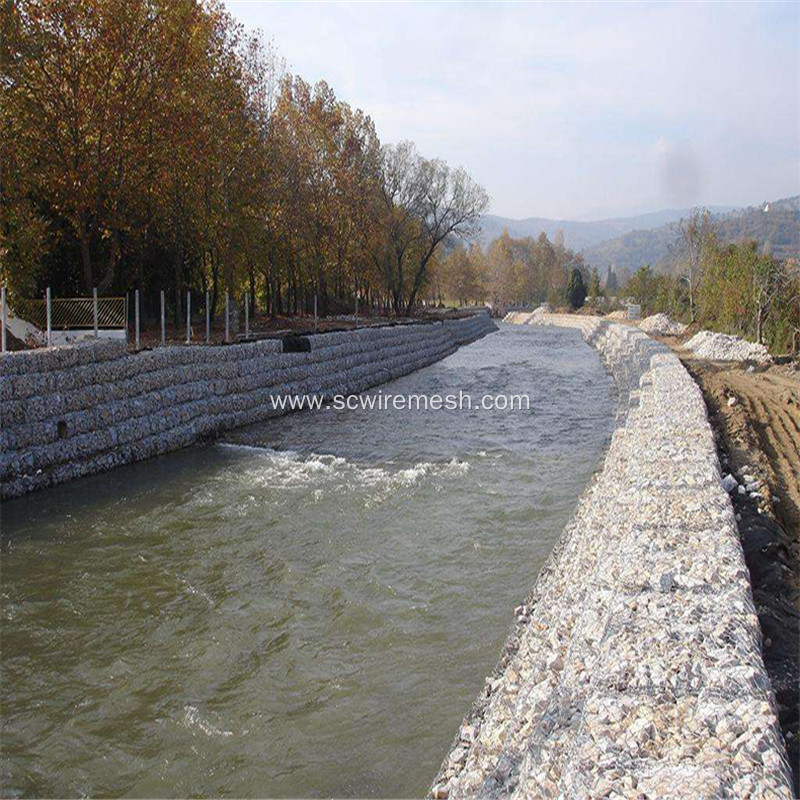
{"left": 1, "top": 323, "right": 615, "bottom": 798}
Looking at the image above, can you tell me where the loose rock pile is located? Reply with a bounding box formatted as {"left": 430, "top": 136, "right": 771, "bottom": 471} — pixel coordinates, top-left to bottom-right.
{"left": 434, "top": 314, "right": 792, "bottom": 800}
{"left": 0, "top": 315, "right": 496, "bottom": 499}
{"left": 683, "top": 330, "right": 773, "bottom": 363}
{"left": 639, "top": 312, "right": 688, "bottom": 336}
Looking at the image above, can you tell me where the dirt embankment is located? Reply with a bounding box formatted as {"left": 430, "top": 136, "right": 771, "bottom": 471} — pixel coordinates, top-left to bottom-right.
{"left": 673, "top": 350, "right": 799, "bottom": 789}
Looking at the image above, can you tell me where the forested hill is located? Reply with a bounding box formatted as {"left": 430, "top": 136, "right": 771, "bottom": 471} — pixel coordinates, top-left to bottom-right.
{"left": 478, "top": 206, "right": 737, "bottom": 251}
{"left": 580, "top": 197, "right": 800, "bottom": 271}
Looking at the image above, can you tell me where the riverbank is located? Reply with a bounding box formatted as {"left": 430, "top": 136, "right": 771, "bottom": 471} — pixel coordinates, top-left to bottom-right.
{"left": 0, "top": 314, "right": 496, "bottom": 499}
{"left": 673, "top": 352, "right": 800, "bottom": 790}
{"left": 433, "top": 314, "right": 793, "bottom": 799}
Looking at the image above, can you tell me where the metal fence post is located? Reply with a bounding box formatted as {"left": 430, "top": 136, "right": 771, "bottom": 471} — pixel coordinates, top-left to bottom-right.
{"left": 225, "top": 291, "right": 230, "bottom": 343}
{"left": 245, "top": 292, "right": 250, "bottom": 339}
{"left": 93, "top": 287, "right": 99, "bottom": 338}
{"left": 205, "top": 290, "right": 210, "bottom": 344}
{"left": 46, "top": 286, "right": 52, "bottom": 346}
{"left": 135, "top": 289, "right": 140, "bottom": 350}
{"left": 160, "top": 290, "right": 166, "bottom": 345}
{"left": 186, "top": 290, "right": 191, "bottom": 344}
{"left": 1, "top": 286, "right": 6, "bottom": 353}
{"left": 314, "top": 292, "right": 317, "bottom": 333}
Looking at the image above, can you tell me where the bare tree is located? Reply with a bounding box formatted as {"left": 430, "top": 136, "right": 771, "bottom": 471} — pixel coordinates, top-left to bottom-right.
{"left": 674, "top": 208, "right": 715, "bottom": 322}
{"left": 406, "top": 157, "right": 489, "bottom": 311}
{"left": 374, "top": 142, "right": 488, "bottom": 313}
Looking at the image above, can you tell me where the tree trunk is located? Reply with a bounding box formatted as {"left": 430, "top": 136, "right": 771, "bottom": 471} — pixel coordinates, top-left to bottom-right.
{"left": 80, "top": 224, "right": 93, "bottom": 292}
{"left": 98, "top": 231, "right": 118, "bottom": 294}
{"left": 249, "top": 268, "right": 256, "bottom": 316}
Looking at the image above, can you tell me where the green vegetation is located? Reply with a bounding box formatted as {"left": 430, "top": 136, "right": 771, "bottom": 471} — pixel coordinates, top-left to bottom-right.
{"left": 566, "top": 268, "right": 586, "bottom": 310}
{"left": 614, "top": 229, "right": 799, "bottom": 353}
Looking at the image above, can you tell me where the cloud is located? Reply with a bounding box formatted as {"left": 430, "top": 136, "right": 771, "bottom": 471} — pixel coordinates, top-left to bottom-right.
{"left": 225, "top": 1, "right": 799, "bottom": 219}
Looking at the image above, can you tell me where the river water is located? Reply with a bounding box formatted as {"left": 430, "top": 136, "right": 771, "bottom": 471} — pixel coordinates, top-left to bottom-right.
{"left": 1, "top": 323, "right": 615, "bottom": 798}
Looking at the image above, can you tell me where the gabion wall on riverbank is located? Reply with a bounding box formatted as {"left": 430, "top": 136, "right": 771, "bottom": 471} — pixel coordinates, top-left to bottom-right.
{"left": 432, "top": 314, "right": 793, "bottom": 800}
{"left": 0, "top": 315, "right": 496, "bottom": 499}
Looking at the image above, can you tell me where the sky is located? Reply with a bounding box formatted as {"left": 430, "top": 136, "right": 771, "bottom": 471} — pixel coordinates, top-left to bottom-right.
{"left": 225, "top": 1, "right": 799, "bottom": 221}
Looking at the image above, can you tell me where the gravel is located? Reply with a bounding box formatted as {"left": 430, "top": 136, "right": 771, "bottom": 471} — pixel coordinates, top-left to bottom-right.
{"left": 639, "top": 313, "right": 688, "bottom": 335}
{"left": 683, "top": 330, "right": 773, "bottom": 363}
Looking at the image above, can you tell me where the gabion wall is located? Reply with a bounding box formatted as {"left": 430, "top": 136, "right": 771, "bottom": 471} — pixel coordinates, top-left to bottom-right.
{"left": 431, "top": 314, "right": 793, "bottom": 800}
{"left": 0, "top": 315, "right": 496, "bottom": 499}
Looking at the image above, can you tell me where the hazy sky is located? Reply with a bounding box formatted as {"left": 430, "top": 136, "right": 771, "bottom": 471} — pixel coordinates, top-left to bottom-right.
{"left": 225, "top": 1, "right": 799, "bottom": 220}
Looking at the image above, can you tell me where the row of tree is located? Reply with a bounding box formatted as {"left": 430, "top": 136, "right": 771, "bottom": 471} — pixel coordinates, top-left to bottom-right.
{"left": 1, "top": 0, "right": 488, "bottom": 322}
{"left": 433, "top": 230, "right": 590, "bottom": 310}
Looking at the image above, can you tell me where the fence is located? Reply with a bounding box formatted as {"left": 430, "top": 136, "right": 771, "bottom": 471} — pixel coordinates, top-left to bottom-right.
{"left": 1, "top": 285, "right": 412, "bottom": 353}
{"left": 1, "top": 287, "right": 255, "bottom": 352}
{"left": 21, "top": 295, "right": 126, "bottom": 332}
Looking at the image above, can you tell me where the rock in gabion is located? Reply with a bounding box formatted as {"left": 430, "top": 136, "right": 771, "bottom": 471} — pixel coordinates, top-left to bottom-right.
{"left": 0, "top": 315, "right": 497, "bottom": 499}
{"left": 683, "top": 330, "right": 773, "bottom": 363}
{"left": 639, "top": 312, "right": 688, "bottom": 335}
{"left": 433, "top": 313, "right": 792, "bottom": 800}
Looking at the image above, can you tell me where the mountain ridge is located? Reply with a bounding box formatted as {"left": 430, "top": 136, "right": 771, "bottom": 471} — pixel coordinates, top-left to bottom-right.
{"left": 479, "top": 197, "right": 799, "bottom": 270}
{"left": 581, "top": 196, "right": 799, "bottom": 271}
{"left": 478, "top": 205, "right": 738, "bottom": 251}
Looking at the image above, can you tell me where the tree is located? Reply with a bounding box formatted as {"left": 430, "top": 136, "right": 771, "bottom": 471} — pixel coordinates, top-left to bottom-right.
{"left": 588, "top": 267, "right": 601, "bottom": 299}
{"left": 675, "top": 208, "right": 715, "bottom": 323}
{"left": 566, "top": 267, "right": 586, "bottom": 309}
{"left": 750, "top": 247, "right": 789, "bottom": 345}
{"left": 604, "top": 266, "right": 618, "bottom": 295}
{"left": 626, "top": 265, "right": 656, "bottom": 310}
{"left": 3, "top": 0, "right": 490, "bottom": 324}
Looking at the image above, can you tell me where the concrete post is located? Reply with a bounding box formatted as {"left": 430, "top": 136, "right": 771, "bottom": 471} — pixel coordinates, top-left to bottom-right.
{"left": 1, "top": 286, "right": 6, "bottom": 353}
{"left": 160, "top": 290, "right": 166, "bottom": 345}
{"left": 135, "top": 289, "right": 140, "bottom": 350}
{"left": 245, "top": 292, "right": 250, "bottom": 339}
{"left": 205, "top": 290, "right": 210, "bottom": 344}
{"left": 93, "top": 287, "right": 98, "bottom": 338}
{"left": 186, "top": 290, "right": 191, "bottom": 344}
{"left": 46, "top": 286, "right": 52, "bottom": 347}
{"left": 225, "top": 291, "right": 230, "bottom": 343}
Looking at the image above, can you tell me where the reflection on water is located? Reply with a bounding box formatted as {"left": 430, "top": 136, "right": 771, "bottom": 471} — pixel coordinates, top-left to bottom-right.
{"left": 1, "top": 323, "right": 615, "bottom": 798}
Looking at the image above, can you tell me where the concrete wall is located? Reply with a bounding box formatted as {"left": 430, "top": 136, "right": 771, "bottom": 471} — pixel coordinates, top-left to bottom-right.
{"left": 1, "top": 315, "right": 496, "bottom": 499}
{"left": 433, "top": 314, "right": 793, "bottom": 800}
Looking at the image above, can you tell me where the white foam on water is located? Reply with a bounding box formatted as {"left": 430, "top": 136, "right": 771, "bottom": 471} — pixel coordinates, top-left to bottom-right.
{"left": 182, "top": 705, "right": 233, "bottom": 738}
{"left": 215, "top": 443, "right": 469, "bottom": 506}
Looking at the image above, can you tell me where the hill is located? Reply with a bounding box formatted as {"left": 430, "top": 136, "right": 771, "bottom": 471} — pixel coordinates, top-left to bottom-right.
{"left": 581, "top": 197, "right": 799, "bottom": 271}
{"left": 478, "top": 206, "right": 737, "bottom": 251}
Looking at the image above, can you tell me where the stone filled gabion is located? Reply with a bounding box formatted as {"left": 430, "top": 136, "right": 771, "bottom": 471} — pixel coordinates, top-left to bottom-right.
{"left": 435, "top": 313, "right": 792, "bottom": 800}
{"left": 0, "top": 315, "right": 496, "bottom": 499}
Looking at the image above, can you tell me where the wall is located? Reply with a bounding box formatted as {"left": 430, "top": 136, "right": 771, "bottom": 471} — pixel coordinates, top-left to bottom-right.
{"left": 432, "top": 314, "right": 793, "bottom": 800}
{"left": 0, "top": 314, "right": 496, "bottom": 499}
